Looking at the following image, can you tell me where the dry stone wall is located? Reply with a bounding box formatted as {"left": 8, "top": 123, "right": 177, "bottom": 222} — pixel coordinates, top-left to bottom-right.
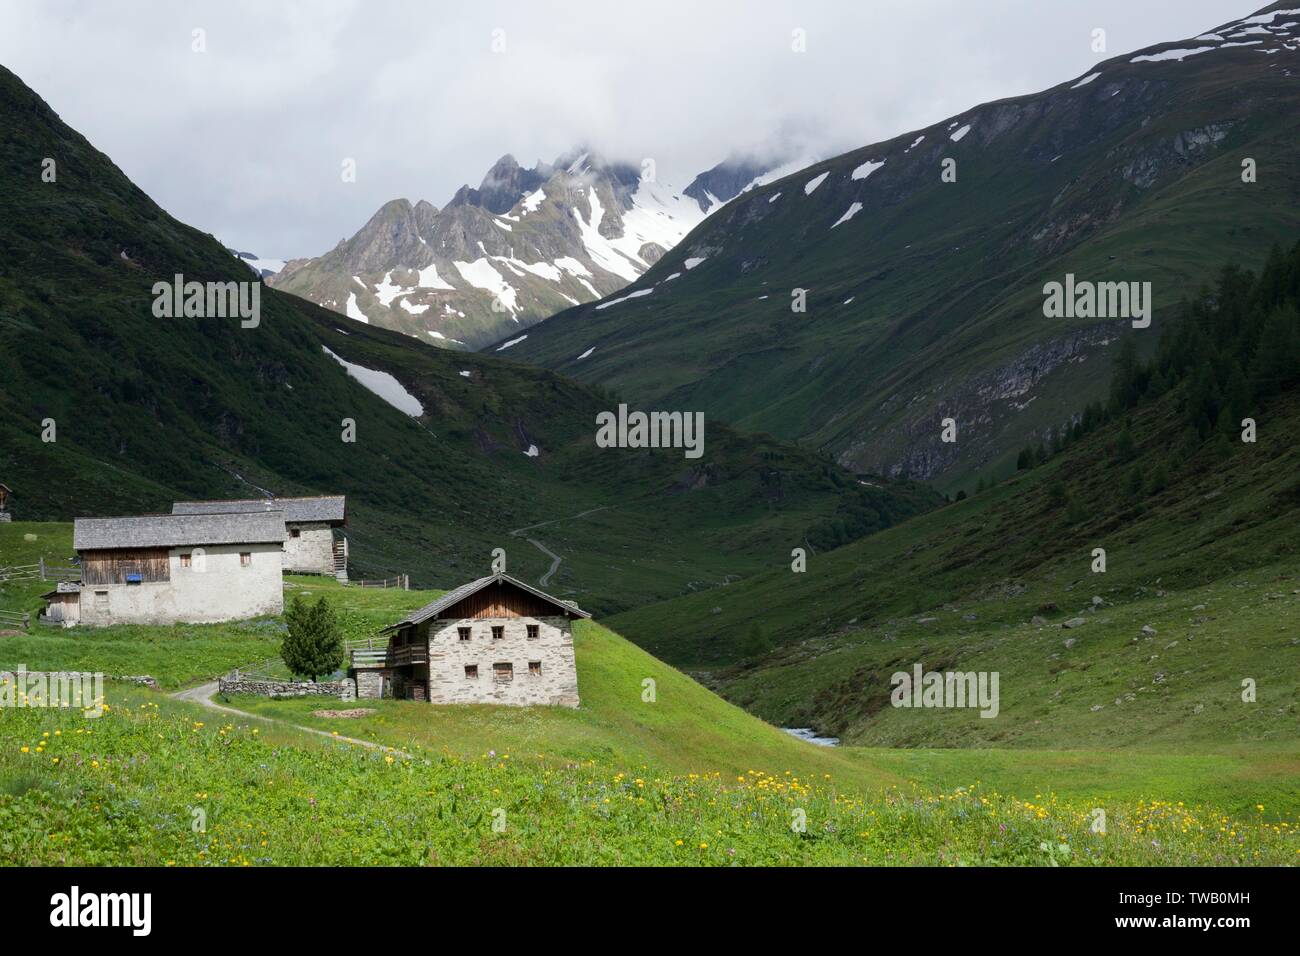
{"left": 219, "top": 673, "right": 355, "bottom": 701}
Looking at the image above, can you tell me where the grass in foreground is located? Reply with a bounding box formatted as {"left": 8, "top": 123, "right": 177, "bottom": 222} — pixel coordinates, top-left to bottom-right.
{"left": 1, "top": 555, "right": 1295, "bottom": 864}
{"left": 0, "top": 689, "right": 1294, "bottom": 866}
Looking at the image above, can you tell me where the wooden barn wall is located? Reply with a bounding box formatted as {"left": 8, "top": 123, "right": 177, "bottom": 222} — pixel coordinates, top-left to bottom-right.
{"left": 438, "top": 583, "right": 560, "bottom": 620}
{"left": 82, "top": 548, "right": 172, "bottom": 585}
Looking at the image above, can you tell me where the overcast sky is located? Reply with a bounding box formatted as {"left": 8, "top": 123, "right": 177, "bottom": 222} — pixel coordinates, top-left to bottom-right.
{"left": 0, "top": 0, "right": 1258, "bottom": 259}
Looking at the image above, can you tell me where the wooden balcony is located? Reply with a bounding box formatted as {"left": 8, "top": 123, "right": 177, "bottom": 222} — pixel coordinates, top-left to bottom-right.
{"left": 348, "top": 641, "right": 427, "bottom": 669}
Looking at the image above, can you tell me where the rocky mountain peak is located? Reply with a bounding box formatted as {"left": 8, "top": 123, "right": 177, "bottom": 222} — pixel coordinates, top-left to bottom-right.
{"left": 268, "top": 145, "right": 794, "bottom": 347}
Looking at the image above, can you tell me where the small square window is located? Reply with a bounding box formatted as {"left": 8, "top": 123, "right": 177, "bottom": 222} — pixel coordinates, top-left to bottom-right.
{"left": 458, "top": 626, "right": 472, "bottom": 641}
{"left": 493, "top": 662, "right": 513, "bottom": 682}
{"left": 240, "top": 552, "right": 252, "bottom": 567}
{"left": 179, "top": 553, "right": 192, "bottom": 569}
{"left": 528, "top": 661, "right": 542, "bottom": 677}
{"left": 290, "top": 528, "right": 301, "bottom": 538}
{"left": 94, "top": 591, "right": 109, "bottom": 609}
{"left": 464, "top": 664, "right": 478, "bottom": 679}
{"left": 526, "top": 624, "right": 539, "bottom": 640}
{"left": 491, "top": 625, "right": 504, "bottom": 640}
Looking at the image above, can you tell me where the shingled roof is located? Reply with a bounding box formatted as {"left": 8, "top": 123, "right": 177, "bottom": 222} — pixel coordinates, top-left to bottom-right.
{"left": 382, "top": 573, "right": 590, "bottom": 631}
{"left": 172, "top": 495, "right": 346, "bottom": 524}
{"left": 74, "top": 512, "right": 287, "bottom": 551}
{"left": 41, "top": 582, "right": 81, "bottom": 598}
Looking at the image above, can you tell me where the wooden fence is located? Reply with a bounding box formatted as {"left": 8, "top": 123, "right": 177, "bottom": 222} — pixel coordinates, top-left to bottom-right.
{"left": 0, "top": 559, "right": 79, "bottom": 584}
{"left": 350, "top": 574, "right": 409, "bottom": 590}
{"left": 0, "top": 564, "right": 39, "bottom": 584}
{"left": 0, "top": 611, "right": 31, "bottom": 631}
{"left": 40, "top": 559, "right": 80, "bottom": 582}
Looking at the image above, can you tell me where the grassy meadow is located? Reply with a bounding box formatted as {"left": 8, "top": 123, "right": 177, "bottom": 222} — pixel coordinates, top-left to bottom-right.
{"left": 0, "top": 553, "right": 1295, "bottom": 865}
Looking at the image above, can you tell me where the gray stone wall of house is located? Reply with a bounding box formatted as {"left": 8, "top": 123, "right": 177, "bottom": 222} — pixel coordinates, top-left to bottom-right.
{"left": 219, "top": 674, "right": 356, "bottom": 701}
{"left": 78, "top": 542, "right": 283, "bottom": 626}
{"left": 283, "top": 522, "right": 335, "bottom": 575}
{"left": 424, "top": 615, "right": 579, "bottom": 707}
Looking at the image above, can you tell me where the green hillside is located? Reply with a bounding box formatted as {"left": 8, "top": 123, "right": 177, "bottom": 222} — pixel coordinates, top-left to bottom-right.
{"left": 501, "top": 4, "right": 1300, "bottom": 493}
{"left": 1, "top": 567, "right": 1293, "bottom": 865}
{"left": 606, "top": 246, "right": 1300, "bottom": 749}
{"left": 0, "top": 64, "right": 936, "bottom": 616}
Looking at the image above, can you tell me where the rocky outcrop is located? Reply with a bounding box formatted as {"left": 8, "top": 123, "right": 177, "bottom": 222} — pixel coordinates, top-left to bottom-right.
{"left": 844, "top": 321, "right": 1126, "bottom": 481}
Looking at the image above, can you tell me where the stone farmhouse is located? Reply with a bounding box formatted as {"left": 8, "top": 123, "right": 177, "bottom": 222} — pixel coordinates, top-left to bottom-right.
{"left": 172, "top": 495, "right": 348, "bottom": 580}
{"left": 353, "top": 573, "right": 589, "bottom": 707}
{"left": 68, "top": 511, "right": 286, "bottom": 626}
{"left": 0, "top": 482, "right": 11, "bottom": 521}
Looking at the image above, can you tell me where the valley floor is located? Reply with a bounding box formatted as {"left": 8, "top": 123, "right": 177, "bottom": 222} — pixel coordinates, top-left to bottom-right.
{"left": 0, "top": 533, "right": 1295, "bottom": 866}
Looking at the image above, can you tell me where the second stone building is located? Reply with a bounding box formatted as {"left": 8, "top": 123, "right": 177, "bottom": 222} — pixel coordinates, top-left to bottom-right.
{"left": 353, "top": 573, "right": 588, "bottom": 707}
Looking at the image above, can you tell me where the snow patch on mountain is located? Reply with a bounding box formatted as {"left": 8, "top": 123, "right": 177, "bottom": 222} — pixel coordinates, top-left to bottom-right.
{"left": 851, "top": 159, "right": 885, "bottom": 180}
{"left": 832, "top": 202, "right": 864, "bottom": 228}
{"left": 494, "top": 256, "right": 562, "bottom": 282}
{"left": 417, "top": 262, "right": 455, "bottom": 290}
{"left": 741, "top": 156, "right": 821, "bottom": 193}
{"left": 1240, "top": 8, "right": 1300, "bottom": 26}
{"left": 596, "top": 287, "right": 654, "bottom": 310}
{"left": 345, "top": 293, "right": 368, "bottom": 323}
{"left": 521, "top": 188, "right": 546, "bottom": 214}
{"left": 1132, "top": 39, "right": 1261, "bottom": 63}
{"left": 573, "top": 188, "right": 642, "bottom": 282}
{"left": 230, "top": 249, "right": 285, "bottom": 278}
{"left": 374, "top": 271, "right": 409, "bottom": 307}
{"left": 455, "top": 258, "right": 519, "bottom": 313}
{"left": 606, "top": 180, "right": 707, "bottom": 264}
{"left": 554, "top": 256, "right": 592, "bottom": 278}
{"left": 322, "top": 346, "right": 423, "bottom": 416}
{"left": 804, "top": 171, "right": 830, "bottom": 194}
